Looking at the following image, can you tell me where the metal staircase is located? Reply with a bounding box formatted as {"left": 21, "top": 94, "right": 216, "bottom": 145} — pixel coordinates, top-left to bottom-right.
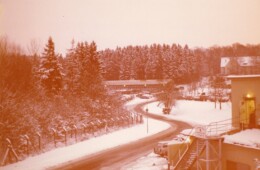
{"left": 171, "top": 116, "right": 242, "bottom": 170}
{"left": 174, "top": 138, "right": 205, "bottom": 170}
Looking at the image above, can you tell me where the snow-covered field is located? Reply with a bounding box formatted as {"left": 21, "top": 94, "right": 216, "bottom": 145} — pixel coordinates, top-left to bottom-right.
{"left": 0, "top": 97, "right": 169, "bottom": 170}
{"left": 146, "top": 100, "right": 232, "bottom": 126}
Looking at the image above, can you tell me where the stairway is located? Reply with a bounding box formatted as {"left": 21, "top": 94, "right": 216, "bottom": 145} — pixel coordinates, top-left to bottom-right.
{"left": 174, "top": 138, "right": 205, "bottom": 170}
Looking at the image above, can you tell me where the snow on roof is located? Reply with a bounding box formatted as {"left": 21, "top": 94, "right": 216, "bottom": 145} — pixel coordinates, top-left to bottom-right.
{"left": 180, "top": 128, "right": 195, "bottom": 136}
{"left": 237, "top": 56, "right": 254, "bottom": 67}
{"left": 220, "top": 57, "right": 230, "bottom": 67}
{"left": 221, "top": 56, "right": 259, "bottom": 68}
{"left": 105, "top": 79, "right": 171, "bottom": 86}
{"left": 227, "top": 74, "right": 260, "bottom": 79}
{"left": 224, "top": 129, "right": 260, "bottom": 149}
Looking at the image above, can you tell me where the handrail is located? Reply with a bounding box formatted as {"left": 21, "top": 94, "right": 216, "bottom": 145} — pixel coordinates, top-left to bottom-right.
{"left": 171, "top": 116, "right": 243, "bottom": 169}
{"left": 170, "top": 128, "right": 195, "bottom": 167}
{"left": 205, "top": 116, "right": 241, "bottom": 137}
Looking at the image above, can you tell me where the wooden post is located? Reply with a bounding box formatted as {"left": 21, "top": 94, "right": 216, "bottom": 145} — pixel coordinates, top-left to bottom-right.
{"left": 51, "top": 128, "right": 57, "bottom": 147}
{"left": 36, "top": 132, "right": 41, "bottom": 151}
{"left": 82, "top": 123, "right": 86, "bottom": 135}
{"left": 63, "top": 127, "right": 67, "bottom": 145}
{"left": 24, "top": 135, "right": 30, "bottom": 156}
{"left": 73, "top": 125, "right": 77, "bottom": 142}
{"left": 1, "top": 138, "right": 19, "bottom": 165}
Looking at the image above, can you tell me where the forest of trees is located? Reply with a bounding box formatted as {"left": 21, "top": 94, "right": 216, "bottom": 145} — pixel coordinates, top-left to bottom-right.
{"left": 0, "top": 37, "right": 126, "bottom": 153}
{"left": 1, "top": 35, "right": 260, "bottom": 158}
{"left": 100, "top": 43, "right": 260, "bottom": 83}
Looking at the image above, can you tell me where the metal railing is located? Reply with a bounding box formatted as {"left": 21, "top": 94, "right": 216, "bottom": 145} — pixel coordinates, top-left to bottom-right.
{"left": 205, "top": 116, "right": 241, "bottom": 137}
{"left": 171, "top": 116, "right": 242, "bottom": 169}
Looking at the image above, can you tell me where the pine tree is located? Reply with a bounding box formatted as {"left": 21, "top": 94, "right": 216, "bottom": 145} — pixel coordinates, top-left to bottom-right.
{"left": 64, "top": 39, "right": 81, "bottom": 95}
{"left": 38, "top": 37, "right": 63, "bottom": 95}
{"left": 87, "top": 41, "right": 104, "bottom": 98}
{"left": 119, "top": 54, "right": 131, "bottom": 80}
{"left": 88, "top": 41, "right": 102, "bottom": 83}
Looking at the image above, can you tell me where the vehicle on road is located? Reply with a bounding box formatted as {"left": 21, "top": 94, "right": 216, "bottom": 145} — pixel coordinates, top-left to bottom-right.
{"left": 154, "top": 141, "right": 170, "bottom": 157}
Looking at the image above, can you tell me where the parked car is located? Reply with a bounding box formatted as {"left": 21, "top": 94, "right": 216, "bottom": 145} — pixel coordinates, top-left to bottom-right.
{"left": 199, "top": 92, "right": 208, "bottom": 101}
{"left": 163, "top": 107, "right": 171, "bottom": 114}
{"left": 154, "top": 141, "right": 170, "bottom": 157}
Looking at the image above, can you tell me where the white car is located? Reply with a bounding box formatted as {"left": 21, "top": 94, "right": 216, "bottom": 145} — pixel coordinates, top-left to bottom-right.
{"left": 154, "top": 141, "right": 170, "bottom": 157}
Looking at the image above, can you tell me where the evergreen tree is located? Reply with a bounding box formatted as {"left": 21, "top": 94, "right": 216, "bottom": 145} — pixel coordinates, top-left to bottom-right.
{"left": 87, "top": 42, "right": 104, "bottom": 98}
{"left": 64, "top": 39, "right": 81, "bottom": 94}
{"left": 155, "top": 53, "right": 164, "bottom": 79}
{"left": 38, "top": 37, "right": 63, "bottom": 95}
{"left": 119, "top": 54, "right": 131, "bottom": 80}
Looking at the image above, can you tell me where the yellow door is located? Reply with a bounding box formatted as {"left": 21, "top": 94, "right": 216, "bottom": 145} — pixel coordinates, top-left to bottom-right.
{"left": 246, "top": 99, "right": 256, "bottom": 128}
{"left": 240, "top": 98, "right": 256, "bottom": 128}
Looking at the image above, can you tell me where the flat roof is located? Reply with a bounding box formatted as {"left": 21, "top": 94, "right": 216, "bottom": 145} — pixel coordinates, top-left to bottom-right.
{"left": 226, "top": 74, "right": 260, "bottom": 79}
{"left": 105, "top": 79, "right": 171, "bottom": 86}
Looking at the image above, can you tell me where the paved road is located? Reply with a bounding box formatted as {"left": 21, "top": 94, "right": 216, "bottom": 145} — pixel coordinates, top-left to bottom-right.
{"left": 49, "top": 101, "right": 191, "bottom": 170}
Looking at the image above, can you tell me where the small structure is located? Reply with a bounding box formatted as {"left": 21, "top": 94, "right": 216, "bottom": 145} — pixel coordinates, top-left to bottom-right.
{"left": 223, "top": 129, "right": 260, "bottom": 170}
{"left": 104, "top": 79, "right": 171, "bottom": 89}
{"left": 227, "top": 75, "right": 260, "bottom": 129}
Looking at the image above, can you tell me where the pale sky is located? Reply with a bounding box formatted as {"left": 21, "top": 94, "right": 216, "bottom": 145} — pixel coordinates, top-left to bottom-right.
{"left": 1, "top": 0, "right": 260, "bottom": 55}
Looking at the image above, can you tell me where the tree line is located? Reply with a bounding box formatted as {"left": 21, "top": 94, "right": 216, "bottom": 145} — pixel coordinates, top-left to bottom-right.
{"left": 100, "top": 43, "right": 260, "bottom": 83}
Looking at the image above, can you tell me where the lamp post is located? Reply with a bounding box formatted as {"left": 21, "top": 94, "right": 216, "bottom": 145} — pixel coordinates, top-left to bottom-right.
{"left": 146, "top": 108, "right": 149, "bottom": 134}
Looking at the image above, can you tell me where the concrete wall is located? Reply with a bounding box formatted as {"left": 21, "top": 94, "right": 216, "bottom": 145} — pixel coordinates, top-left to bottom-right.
{"left": 230, "top": 76, "right": 260, "bottom": 128}
{"left": 222, "top": 143, "right": 260, "bottom": 170}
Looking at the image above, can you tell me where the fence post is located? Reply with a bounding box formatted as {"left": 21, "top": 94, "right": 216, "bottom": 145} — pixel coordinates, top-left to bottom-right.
{"left": 82, "top": 123, "right": 86, "bottom": 135}
{"left": 24, "top": 135, "right": 30, "bottom": 156}
{"left": 51, "top": 128, "right": 57, "bottom": 147}
{"left": 36, "top": 132, "right": 41, "bottom": 151}
{"left": 90, "top": 122, "right": 95, "bottom": 136}
{"left": 73, "top": 125, "right": 77, "bottom": 142}
{"left": 1, "top": 138, "right": 19, "bottom": 165}
{"left": 63, "top": 126, "right": 67, "bottom": 145}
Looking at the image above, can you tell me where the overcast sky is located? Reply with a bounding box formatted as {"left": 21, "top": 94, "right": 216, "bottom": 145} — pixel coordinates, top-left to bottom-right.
{"left": 1, "top": 0, "right": 260, "bottom": 55}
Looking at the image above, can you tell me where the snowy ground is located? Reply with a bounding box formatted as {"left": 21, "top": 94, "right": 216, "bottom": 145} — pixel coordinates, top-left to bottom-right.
{"left": 146, "top": 100, "right": 232, "bottom": 126}
{"left": 124, "top": 99, "right": 260, "bottom": 170}
{"left": 121, "top": 152, "right": 169, "bottom": 170}
{"left": 122, "top": 100, "right": 233, "bottom": 170}
{"left": 0, "top": 97, "right": 169, "bottom": 170}
{"left": 2, "top": 97, "right": 258, "bottom": 170}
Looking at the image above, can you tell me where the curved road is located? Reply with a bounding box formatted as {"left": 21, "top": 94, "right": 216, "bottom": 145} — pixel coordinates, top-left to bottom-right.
{"left": 49, "top": 101, "right": 191, "bottom": 170}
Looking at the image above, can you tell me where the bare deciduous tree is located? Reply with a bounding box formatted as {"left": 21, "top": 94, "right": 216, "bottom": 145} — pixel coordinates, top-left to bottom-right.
{"left": 27, "top": 38, "right": 41, "bottom": 56}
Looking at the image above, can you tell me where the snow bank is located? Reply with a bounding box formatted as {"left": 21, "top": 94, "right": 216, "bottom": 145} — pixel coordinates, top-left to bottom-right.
{"left": 122, "top": 152, "right": 168, "bottom": 170}
{"left": 0, "top": 98, "right": 169, "bottom": 170}
{"left": 224, "top": 129, "right": 260, "bottom": 149}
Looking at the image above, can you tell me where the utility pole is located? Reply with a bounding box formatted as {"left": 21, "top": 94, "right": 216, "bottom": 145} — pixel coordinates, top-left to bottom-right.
{"left": 146, "top": 108, "right": 149, "bottom": 134}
